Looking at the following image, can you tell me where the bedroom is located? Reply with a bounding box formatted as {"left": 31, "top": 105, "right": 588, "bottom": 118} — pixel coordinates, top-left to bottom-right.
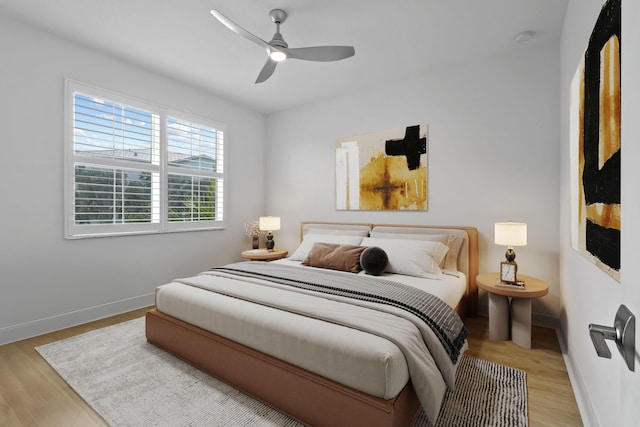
{"left": 0, "top": 0, "right": 638, "bottom": 426}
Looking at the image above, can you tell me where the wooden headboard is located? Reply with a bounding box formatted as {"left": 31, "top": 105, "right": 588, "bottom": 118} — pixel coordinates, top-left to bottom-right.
{"left": 300, "top": 221, "right": 478, "bottom": 318}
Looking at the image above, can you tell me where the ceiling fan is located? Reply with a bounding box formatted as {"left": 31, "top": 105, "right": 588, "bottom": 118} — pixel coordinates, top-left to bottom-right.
{"left": 210, "top": 9, "right": 355, "bottom": 83}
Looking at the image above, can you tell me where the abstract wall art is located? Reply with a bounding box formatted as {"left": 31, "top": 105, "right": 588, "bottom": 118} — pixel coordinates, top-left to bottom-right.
{"left": 335, "top": 124, "right": 428, "bottom": 211}
{"left": 570, "top": 0, "right": 621, "bottom": 281}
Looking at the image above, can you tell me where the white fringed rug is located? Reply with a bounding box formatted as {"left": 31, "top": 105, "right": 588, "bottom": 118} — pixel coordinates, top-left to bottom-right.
{"left": 36, "top": 317, "right": 528, "bottom": 427}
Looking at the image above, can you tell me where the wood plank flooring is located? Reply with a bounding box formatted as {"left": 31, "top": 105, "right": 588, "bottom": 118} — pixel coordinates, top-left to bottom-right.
{"left": 465, "top": 316, "right": 583, "bottom": 426}
{"left": 0, "top": 309, "right": 582, "bottom": 426}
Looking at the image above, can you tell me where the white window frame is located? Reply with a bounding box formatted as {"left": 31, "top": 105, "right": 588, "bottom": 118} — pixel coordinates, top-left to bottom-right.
{"left": 64, "top": 79, "right": 226, "bottom": 239}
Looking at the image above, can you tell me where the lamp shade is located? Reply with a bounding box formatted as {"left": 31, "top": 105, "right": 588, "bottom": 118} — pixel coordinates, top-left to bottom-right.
{"left": 495, "top": 222, "right": 527, "bottom": 246}
{"left": 259, "top": 216, "right": 281, "bottom": 231}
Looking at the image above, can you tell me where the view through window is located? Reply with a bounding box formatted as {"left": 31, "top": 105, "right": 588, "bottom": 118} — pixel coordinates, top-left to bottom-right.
{"left": 66, "top": 81, "right": 225, "bottom": 238}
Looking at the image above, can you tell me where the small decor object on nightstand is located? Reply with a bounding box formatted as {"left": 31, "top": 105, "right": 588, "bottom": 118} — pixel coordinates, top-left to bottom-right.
{"left": 495, "top": 221, "right": 527, "bottom": 284}
{"left": 500, "top": 261, "right": 524, "bottom": 287}
{"left": 259, "top": 216, "right": 280, "bottom": 251}
{"left": 244, "top": 220, "right": 262, "bottom": 249}
{"left": 500, "top": 261, "right": 519, "bottom": 284}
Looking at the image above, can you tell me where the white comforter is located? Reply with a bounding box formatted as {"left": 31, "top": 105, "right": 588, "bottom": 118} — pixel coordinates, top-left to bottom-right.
{"left": 166, "top": 263, "right": 466, "bottom": 423}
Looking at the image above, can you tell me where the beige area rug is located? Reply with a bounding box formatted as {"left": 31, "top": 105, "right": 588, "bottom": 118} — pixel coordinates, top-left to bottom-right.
{"left": 36, "top": 317, "right": 528, "bottom": 427}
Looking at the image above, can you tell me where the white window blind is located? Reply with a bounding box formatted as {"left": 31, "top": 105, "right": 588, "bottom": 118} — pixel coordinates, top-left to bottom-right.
{"left": 65, "top": 80, "right": 226, "bottom": 238}
{"left": 167, "top": 117, "right": 224, "bottom": 223}
{"left": 74, "top": 166, "right": 154, "bottom": 224}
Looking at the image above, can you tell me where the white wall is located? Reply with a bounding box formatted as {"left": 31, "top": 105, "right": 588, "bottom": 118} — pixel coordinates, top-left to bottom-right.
{"left": 5, "top": 4, "right": 631, "bottom": 423}
{"left": 0, "top": 15, "right": 266, "bottom": 344}
{"left": 265, "top": 42, "right": 561, "bottom": 324}
{"left": 559, "top": 0, "right": 629, "bottom": 425}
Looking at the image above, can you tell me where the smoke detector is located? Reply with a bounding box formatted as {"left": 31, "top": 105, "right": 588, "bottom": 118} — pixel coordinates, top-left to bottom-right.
{"left": 514, "top": 30, "right": 535, "bottom": 43}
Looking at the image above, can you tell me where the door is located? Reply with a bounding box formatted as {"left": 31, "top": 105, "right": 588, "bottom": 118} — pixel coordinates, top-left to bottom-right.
{"left": 621, "top": 1, "right": 640, "bottom": 423}
{"left": 621, "top": 155, "right": 640, "bottom": 424}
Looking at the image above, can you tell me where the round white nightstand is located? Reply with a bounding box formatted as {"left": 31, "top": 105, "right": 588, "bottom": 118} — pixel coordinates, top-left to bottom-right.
{"left": 240, "top": 248, "right": 288, "bottom": 261}
{"left": 476, "top": 272, "right": 549, "bottom": 349}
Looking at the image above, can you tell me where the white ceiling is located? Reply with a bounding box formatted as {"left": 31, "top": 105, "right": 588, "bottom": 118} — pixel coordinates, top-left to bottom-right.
{"left": 0, "top": 0, "right": 568, "bottom": 114}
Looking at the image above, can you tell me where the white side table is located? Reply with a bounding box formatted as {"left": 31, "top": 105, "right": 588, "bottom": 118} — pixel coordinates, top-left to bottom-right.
{"left": 240, "top": 248, "right": 288, "bottom": 261}
{"left": 476, "top": 272, "right": 549, "bottom": 348}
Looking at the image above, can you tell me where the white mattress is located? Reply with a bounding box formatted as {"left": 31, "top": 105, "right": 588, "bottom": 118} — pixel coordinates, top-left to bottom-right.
{"left": 154, "top": 262, "right": 466, "bottom": 400}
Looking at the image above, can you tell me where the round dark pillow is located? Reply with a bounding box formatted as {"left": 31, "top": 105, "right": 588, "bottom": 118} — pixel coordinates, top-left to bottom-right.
{"left": 360, "top": 246, "right": 388, "bottom": 276}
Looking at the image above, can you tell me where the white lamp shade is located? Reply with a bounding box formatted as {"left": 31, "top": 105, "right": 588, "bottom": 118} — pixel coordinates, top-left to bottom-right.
{"left": 259, "top": 216, "right": 281, "bottom": 231}
{"left": 495, "top": 222, "right": 527, "bottom": 246}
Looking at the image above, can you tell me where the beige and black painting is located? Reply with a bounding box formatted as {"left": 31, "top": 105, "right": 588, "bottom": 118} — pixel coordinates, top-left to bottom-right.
{"left": 570, "top": 0, "right": 620, "bottom": 281}
{"left": 336, "top": 125, "right": 428, "bottom": 211}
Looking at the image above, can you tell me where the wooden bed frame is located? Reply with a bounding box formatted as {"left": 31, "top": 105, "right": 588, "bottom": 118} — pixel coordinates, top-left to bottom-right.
{"left": 146, "top": 223, "right": 478, "bottom": 427}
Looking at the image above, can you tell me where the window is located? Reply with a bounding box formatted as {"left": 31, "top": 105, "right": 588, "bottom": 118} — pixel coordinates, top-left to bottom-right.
{"left": 65, "top": 80, "right": 225, "bottom": 238}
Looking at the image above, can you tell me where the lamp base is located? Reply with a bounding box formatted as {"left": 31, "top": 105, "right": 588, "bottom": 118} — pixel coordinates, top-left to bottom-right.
{"left": 265, "top": 232, "right": 275, "bottom": 250}
{"left": 505, "top": 247, "right": 516, "bottom": 262}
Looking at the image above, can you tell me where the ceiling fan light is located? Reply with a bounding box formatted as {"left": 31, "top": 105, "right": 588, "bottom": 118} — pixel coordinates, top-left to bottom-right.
{"left": 270, "top": 50, "right": 287, "bottom": 62}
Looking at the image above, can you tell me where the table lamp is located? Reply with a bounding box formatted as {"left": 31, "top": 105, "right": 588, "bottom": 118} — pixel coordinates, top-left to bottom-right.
{"left": 495, "top": 221, "right": 527, "bottom": 283}
{"left": 259, "top": 216, "right": 280, "bottom": 250}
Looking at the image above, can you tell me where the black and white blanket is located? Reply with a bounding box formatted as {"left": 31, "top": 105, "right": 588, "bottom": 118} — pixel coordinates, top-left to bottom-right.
{"left": 210, "top": 262, "right": 467, "bottom": 364}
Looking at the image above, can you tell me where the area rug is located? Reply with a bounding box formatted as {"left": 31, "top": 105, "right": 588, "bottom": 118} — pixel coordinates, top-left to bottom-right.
{"left": 36, "top": 317, "right": 528, "bottom": 427}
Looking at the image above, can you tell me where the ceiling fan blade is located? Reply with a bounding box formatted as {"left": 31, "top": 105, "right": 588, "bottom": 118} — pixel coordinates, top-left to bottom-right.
{"left": 285, "top": 46, "right": 355, "bottom": 62}
{"left": 255, "top": 58, "right": 278, "bottom": 83}
{"left": 210, "top": 10, "right": 270, "bottom": 51}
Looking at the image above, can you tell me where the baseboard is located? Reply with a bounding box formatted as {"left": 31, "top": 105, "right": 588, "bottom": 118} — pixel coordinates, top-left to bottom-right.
{"left": 532, "top": 312, "right": 559, "bottom": 329}
{"left": 477, "top": 307, "right": 559, "bottom": 329}
{"left": 555, "top": 327, "right": 599, "bottom": 427}
{"left": 0, "top": 293, "right": 155, "bottom": 346}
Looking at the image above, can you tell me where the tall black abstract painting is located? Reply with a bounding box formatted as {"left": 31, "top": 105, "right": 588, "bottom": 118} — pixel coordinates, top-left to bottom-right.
{"left": 571, "top": 0, "right": 621, "bottom": 281}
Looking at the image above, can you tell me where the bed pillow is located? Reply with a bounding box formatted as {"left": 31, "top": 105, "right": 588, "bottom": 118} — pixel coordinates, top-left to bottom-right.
{"left": 305, "top": 227, "right": 370, "bottom": 237}
{"left": 289, "top": 233, "right": 365, "bottom": 261}
{"left": 443, "top": 235, "right": 464, "bottom": 271}
{"left": 360, "top": 237, "right": 448, "bottom": 278}
{"left": 360, "top": 246, "right": 388, "bottom": 275}
{"left": 302, "top": 242, "right": 366, "bottom": 273}
{"left": 369, "top": 231, "right": 463, "bottom": 270}
{"left": 370, "top": 231, "right": 449, "bottom": 244}
{"left": 363, "top": 236, "right": 449, "bottom": 266}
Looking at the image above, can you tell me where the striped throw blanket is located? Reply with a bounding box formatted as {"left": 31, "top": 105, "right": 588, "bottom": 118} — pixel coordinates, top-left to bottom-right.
{"left": 210, "top": 261, "right": 467, "bottom": 363}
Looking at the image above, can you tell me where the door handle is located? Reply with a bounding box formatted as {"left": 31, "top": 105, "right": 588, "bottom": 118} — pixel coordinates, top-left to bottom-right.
{"left": 589, "top": 305, "right": 635, "bottom": 372}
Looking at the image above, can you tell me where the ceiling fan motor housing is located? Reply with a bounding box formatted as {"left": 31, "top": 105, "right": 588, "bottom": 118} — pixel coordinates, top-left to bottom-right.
{"left": 269, "top": 32, "right": 288, "bottom": 48}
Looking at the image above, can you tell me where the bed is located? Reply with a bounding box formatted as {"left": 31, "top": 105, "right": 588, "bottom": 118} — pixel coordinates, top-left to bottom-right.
{"left": 146, "top": 222, "right": 478, "bottom": 427}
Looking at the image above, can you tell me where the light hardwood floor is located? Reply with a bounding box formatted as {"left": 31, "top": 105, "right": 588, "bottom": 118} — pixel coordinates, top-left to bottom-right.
{"left": 0, "top": 309, "right": 582, "bottom": 426}
{"left": 465, "top": 316, "right": 583, "bottom": 426}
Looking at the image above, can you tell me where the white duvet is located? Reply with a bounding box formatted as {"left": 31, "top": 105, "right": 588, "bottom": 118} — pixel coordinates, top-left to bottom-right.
{"left": 155, "top": 262, "right": 467, "bottom": 424}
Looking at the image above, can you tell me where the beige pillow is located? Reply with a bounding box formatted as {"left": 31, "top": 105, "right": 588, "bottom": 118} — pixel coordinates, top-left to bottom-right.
{"left": 443, "top": 235, "right": 464, "bottom": 271}
{"left": 305, "top": 227, "right": 370, "bottom": 237}
{"left": 369, "top": 231, "right": 463, "bottom": 271}
{"left": 289, "top": 234, "right": 365, "bottom": 261}
{"left": 302, "top": 242, "right": 366, "bottom": 273}
{"left": 360, "top": 237, "right": 447, "bottom": 278}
